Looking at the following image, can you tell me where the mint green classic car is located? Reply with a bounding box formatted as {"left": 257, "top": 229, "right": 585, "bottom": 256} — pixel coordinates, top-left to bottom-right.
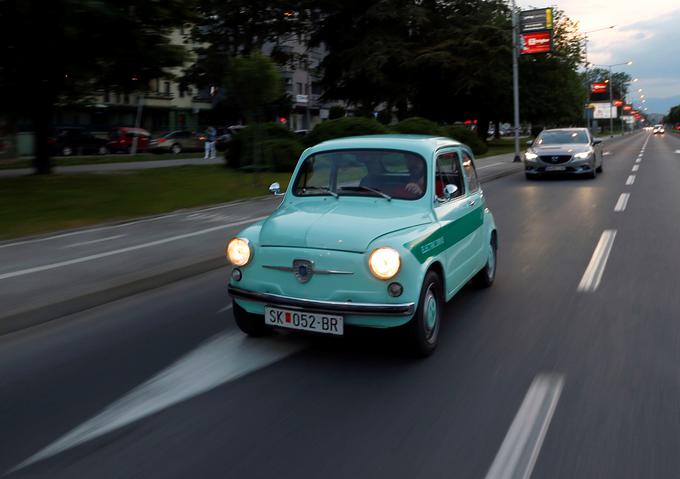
{"left": 227, "top": 135, "right": 497, "bottom": 355}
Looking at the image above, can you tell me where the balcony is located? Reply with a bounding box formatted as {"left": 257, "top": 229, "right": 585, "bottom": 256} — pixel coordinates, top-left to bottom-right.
{"left": 144, "top": 92, "right": 174, "bottom": 100}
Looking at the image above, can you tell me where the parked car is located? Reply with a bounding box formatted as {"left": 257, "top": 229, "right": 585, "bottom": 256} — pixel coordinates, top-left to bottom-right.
{"left": 107, "top": 127, "right": 151, "bottom": 153}
{"left": 226, "top": 135, "right": 497, "bottom": 356}
{"left": 524, "top": 128, "right": 603, "bottom": 179}
{"left": 148, "top": 130, "right": 204, "bottom": 154}
{"left": 48, "top": 127, "right": 109, "bottom": 156}
{"left": 216, "top": 125, "right": 247, "bottom": 152}
{"left": 652, "top": 124, "right": 665, "bottom": 135}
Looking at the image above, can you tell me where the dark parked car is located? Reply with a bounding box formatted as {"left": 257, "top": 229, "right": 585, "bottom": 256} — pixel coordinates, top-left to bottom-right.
{"left": 107, "top": 127, "right": 151, "bottom": 153}
{"left": 149, "top": 130, "right": 204, "bottom": 154}
{"left": 48, "top": 127, "right": 109, "bottom": 156}
{"left": 216, "top": 125, "right": 246, "bottom": 152}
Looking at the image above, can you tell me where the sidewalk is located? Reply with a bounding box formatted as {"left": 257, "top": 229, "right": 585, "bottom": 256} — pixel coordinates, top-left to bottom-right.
{"left": 0, "top": 156, "right": 223, "bottom": 178}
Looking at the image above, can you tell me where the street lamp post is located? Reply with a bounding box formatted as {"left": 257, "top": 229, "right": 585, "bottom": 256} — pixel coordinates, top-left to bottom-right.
{"left": 593, "top": 61, "right": 632, "bottom": 136}
{"left": 582, "top": 26, "right": 615, "bottom": 131}
{"left": 511, "top": 0, "right": 520, "bottom": 162}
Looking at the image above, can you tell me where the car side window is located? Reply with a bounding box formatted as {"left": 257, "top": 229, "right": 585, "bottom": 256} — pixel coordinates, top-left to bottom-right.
{"left": 435, "top": 152, "right": 464, "bottom": 201}
{"left": 462, "top": 152, "right": 479, "bottom": 193}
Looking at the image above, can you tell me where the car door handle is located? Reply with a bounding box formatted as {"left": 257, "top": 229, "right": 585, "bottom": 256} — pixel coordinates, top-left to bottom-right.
{"left": 468, "top": 199, "right": 475, "bottom": 207}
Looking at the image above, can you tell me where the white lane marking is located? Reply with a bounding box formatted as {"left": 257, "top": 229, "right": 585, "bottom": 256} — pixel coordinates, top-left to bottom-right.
{"left": 217, "top": 304, "right": 233, "bottom": 314}
{"left": 602, "top": 151, "right": 612, "bottom": 156}
{"left": 675, "top": 150, "right": 680, "bottom": 154}
{"left": 0, "top": 199, "right": 273, "bottom": 250}
{"left": 0, "top": 217, "right": 267, "bottom": 281}
{"left": 632, "top": 165, "right": 639, "bottom": 172}
{"left": 9, "top": 330, "right": 303, "bottom": 474}
{"left": 614, "top": 193, "right": 630, "bottom": 212}
{"left": 0, "top": 214, "right": 180, "bottom": 250}
{"left": 485, "top": 374, "right": 564, "bottom": 479}
{"left": 62, "top": 234, "right": 126, "bottom": 249}
{"left": 625, "top": 175, "right": 635, "bottom": 185}
{"left": 578, "top": 230, "right": 617, "bottom": 292}
{"left": 635, "top": 158, "right": 642, "bottom": 164}
{"left": 476, "top": 162, "right": 505, "bottom": 170}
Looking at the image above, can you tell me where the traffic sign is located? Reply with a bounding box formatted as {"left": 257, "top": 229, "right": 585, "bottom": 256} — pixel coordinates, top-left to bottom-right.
{"left": 520, "top": 8, "right": 553, "bottom": 33}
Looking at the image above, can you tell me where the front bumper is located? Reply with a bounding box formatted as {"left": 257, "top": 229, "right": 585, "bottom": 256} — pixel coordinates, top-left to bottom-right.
{"left": 525, "top": 159, "right": 594, "bottom": 175}
{"left": 228, "top": 285, "right": 415, "bottom": 316}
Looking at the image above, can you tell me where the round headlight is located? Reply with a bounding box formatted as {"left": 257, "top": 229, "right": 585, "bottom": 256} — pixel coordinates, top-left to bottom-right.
{"left": 226, "top": 237, "right": 252, "bottom": 266}
{"left": 368, "top": 247, "right": 401, "bottom": 280}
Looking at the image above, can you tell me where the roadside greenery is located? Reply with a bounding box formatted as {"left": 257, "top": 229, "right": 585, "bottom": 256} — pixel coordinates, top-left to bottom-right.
{"left": 0, "top": 166, "right": 291, "bottom": 239}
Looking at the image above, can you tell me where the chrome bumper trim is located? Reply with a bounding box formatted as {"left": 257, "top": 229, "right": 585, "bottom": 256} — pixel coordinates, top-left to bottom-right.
{"left": 228, "top": 285, "right": 415, "bottom": 316}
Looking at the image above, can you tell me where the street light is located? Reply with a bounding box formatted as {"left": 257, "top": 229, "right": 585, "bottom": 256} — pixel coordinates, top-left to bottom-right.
{"left": 592, "top": 61, "right": 633, "bottom": 136}
{"left": 582, "top": 25, "right": 615, "bottom": 130}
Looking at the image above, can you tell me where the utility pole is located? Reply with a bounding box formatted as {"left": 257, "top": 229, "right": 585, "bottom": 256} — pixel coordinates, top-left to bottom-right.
{"left": 511, "top": 0, "right": 521, "bottom": 162}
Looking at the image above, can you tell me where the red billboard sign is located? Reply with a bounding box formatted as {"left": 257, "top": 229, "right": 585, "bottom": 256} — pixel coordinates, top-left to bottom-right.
{"left": 613, "top": 100, "right": 624, "bottom": 107}
{"left": 591, "top": 82, "right": 608, "bottom": 94}
{"left": 521, "top": 31, "right": 552, "bottom": 54}
{"left": 623, "top": 104, "right": 633, "bottom": 111}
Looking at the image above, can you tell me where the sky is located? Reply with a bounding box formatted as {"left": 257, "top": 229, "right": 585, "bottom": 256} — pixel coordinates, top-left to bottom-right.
{"left": 517, "top": 1, "right": 680, "bottom": 114}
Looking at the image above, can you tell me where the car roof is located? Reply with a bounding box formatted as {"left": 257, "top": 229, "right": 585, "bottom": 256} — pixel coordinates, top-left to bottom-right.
{"left": 540, "top": 128, "right": 589, "bottom": 133}
{"left": 306, "top": 134, "right": 463, "bottom": 159}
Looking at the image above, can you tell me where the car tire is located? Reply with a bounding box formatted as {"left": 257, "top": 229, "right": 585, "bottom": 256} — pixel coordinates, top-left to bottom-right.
{"left": 98, "top": 146, "right": 109, "bottom": 155}
{"left": 233, "top": 301, "right": 271, "bottom": 337}
{"left": 588, "top": 164, "right": 597, "bottom": 179}
{"left": 473, "top": 232, "right": 497, "bottom": 288}
{"left": 404, "top": 269, "right": 443, "bottom": 357}
{"left": 171, "top": 143, "right": 182, "bottom": 154}
{"left": 61, "top": 146, "right": 72, "bottom": 156}
{"left": 596, "top": 160, "right": 603, "bottom": 173}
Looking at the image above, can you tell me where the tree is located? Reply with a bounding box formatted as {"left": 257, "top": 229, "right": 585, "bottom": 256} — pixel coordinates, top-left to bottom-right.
{"left": 0, "top": 0, "right": 194, "bottom": 174}
{"left": 226, "top": 54, "right": 284, "bottom": 123}
{"left": 665, "top": 105, "right": 680, "bottom": 125}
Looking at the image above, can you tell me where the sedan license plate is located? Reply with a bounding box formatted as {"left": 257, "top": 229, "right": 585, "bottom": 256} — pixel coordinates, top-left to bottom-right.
{"left": 545, "top": 165, "right": 566, "bottom": 172}
{"left": 265, "top": 306, "right": 344, "bottom": 336}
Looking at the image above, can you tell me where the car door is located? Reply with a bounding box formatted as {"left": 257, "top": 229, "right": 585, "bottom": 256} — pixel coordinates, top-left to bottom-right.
{"left": 460, "top": 149, "right": 486, "bottom": 270}
{"left": 432, "top": 149, "right": 477, "bottom": 295}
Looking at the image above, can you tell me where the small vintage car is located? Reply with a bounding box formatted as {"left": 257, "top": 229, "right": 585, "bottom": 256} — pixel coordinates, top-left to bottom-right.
{"left": 227, "top": 135, "right": 497, "bottom": 355}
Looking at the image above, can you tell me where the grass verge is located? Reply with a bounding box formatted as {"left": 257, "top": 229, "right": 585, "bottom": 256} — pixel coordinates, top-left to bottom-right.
{"left": 0, "top": 152, "right": 204, "bottom": 170}
{"left": 0, "top": 166, "right": 291, "bottom": 240}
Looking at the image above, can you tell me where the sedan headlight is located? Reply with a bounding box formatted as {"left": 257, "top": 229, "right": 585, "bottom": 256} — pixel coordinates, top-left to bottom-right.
{"left": 574, "top": 151, "right": 592, "bottom": 160}
{"left": 368, "top": 247, "right": 401, "bottom": 280}
{"left": 525, "top": 151, "right": 538, "bottom": 161}
{"left": 226, "top": 237, "right": 252, "bottom": 266}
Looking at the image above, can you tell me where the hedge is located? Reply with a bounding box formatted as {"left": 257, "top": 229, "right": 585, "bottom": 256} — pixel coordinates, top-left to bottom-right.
{"left": 391, "top": 117, "right": 445, "bottom": 136}
{"left": 304, "top": 117, "right": 390, "bottom": 147}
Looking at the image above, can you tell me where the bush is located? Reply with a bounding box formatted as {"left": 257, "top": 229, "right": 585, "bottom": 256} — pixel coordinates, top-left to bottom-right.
{"left": 328, "top": 105, "right": 346, "bottom": 120}
{"left": 226, "top": 123, "right": 300, "bottom": 168}
{"left": 305, "top": 117, "right": 390, "bottom": 147}
{"left": 259, "top": 139, "right": 304, "bottom": 172}
{"left": 391, "top": 117, "right": 445, "bottom": 136}
{"left": 442, "top": 125, "right": 489, "bottom": 156}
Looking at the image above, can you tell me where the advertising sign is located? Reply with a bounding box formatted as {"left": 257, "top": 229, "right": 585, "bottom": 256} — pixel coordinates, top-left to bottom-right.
{"left": 613, "top": 100, "right": 624, "bottom": 107}
{"left": 591, "top": 82, "right": 608, "bottom": 94}
{"left": 593, "top": 102, "right": 618, "bottom": 119}
{"left": 520, "top": 31, "right": 552, "bottom": 55}
{"left": 520, "top": 8, "right": 553, "bottom": 32}
{"left": 623, "top": 105, "right": 633, "bottom": 111}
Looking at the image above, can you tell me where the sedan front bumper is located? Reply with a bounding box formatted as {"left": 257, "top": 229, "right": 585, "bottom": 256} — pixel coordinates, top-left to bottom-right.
{"left": 228, "top": 285, "right": 415, "bottom": 316}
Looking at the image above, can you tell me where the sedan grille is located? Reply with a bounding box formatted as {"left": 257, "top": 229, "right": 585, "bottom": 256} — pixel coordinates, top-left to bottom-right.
{"left": 540, "top": 155, "right": 571, "bottom": 164}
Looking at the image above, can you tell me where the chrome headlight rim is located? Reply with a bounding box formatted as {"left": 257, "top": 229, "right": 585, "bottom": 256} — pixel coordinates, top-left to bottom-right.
{"left": 368, "top": 246, "right": 401, "bottom": 281}
{"left": 226, "top": 237, "right": 253, "bottom": 267}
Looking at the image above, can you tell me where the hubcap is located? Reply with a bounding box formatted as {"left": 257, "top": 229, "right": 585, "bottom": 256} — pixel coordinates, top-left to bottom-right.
{"left": 424, "top": 285, "right": 438, "bottom": 338}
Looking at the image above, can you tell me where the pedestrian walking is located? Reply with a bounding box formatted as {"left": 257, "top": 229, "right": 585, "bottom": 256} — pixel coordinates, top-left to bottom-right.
{"left": 204, "top": 125, "right": 217, "bottom": 159}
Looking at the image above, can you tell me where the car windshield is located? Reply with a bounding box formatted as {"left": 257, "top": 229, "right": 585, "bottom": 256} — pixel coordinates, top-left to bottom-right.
{"left": 536, "top": 131, "right": 589, "bottom": 145}
{"left": 292, "top": 149, "right": 427, "bottom": 200}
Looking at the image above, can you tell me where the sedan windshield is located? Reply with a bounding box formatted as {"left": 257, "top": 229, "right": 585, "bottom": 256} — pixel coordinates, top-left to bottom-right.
{"left": 292, "top": 149, "right": 427, "bottom": 200}
{"left": 536, "top": 131, "right": 589, "bottom": 145}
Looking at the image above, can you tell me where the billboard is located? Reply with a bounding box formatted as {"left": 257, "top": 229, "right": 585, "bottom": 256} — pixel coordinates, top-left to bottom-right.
{"left": 520, "top": 31, "right": 552, "bottom": 55}
{"left": 520, "top": 8, "right": 554, "bottom": 32}
{"left": 592, "top": 102, "right": 618, "bottom": 119}
{"left": 591, "top": 82, "right": 608, "bottom": 94}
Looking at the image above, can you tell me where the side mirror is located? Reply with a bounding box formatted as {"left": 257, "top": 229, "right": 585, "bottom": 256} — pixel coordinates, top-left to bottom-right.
{"left": 269, "top": 182, "right": 284, "bottom": 196}
{"left": 526, "top": 140, "right": 534, "bottom": 146}
{"left": 592, "top": 139, "right": 602, "bottom": 146}
{"left": 443, "top": 184, "right": 459, "bottom": 200}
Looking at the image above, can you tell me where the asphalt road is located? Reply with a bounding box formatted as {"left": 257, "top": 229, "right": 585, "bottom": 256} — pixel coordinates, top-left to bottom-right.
{"left": 5, "top": 131, "right": 680, "bottom": 478}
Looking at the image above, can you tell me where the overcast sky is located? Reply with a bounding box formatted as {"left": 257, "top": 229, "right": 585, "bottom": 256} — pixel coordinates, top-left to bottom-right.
{"left": 517, "top": 1, "right": 680, "bottom": 114}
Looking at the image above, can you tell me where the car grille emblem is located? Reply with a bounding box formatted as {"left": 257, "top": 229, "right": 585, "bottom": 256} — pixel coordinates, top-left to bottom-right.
{"left": 293, "top": 259, "right": 314, "bottom": 283}
{"left": 551, "top": 156, "right": 559, "bottom": 162}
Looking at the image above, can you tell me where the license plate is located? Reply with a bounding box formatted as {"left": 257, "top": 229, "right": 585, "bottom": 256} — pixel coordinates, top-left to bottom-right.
{"left": 545, "top": 165, "right": 566, "bottom": 171}
{"left": 265, "top": 306, "right": 344, "bottom": 336}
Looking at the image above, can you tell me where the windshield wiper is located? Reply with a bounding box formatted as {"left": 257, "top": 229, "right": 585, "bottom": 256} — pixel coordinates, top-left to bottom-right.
{"left": 339, "top": 185, "right": 392, "bottom": 201}
{"left": 300, "top": 186, "right": 338, "bottom": 198}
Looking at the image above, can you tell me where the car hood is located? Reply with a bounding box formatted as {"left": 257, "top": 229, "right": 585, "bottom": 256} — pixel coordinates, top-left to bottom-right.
{"left": 260, "top": 199, "right": 432, "bottom": 253}
{"left": 531, "top": 144, "right": 592, "bottom": 156}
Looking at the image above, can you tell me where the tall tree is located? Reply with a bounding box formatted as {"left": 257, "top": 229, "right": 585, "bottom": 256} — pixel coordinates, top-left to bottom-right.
{"left": 0, "top": 0, "right": 193, "bottom": 174}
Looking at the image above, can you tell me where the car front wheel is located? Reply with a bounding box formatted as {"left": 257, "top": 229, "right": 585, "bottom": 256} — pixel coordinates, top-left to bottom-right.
{"left": 473, "top": 233, "right": 497, "bottom": 288}
{"left": 171, "top": 143, "right": 182, "bottom": 154}
{"left": 404, "top": 270, "right": 443, "bottom": 357}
